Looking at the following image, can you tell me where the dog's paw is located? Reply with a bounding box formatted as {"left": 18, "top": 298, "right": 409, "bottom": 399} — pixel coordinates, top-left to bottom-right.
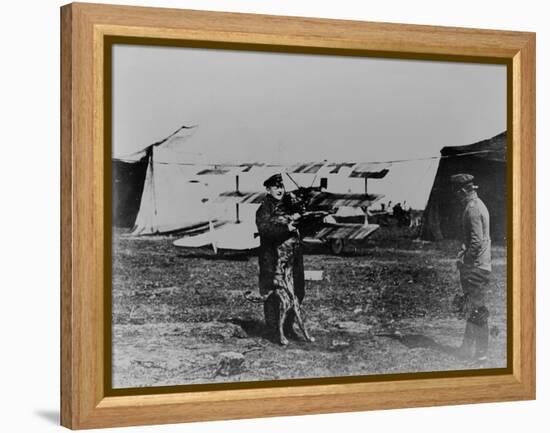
{"left": 279, "top": 336, "right": 289, "bottom": 346}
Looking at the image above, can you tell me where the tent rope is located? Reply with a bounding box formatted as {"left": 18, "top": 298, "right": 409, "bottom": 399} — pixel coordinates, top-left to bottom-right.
{"left": 113, "top": 149, "right": 494, "bottom": 167}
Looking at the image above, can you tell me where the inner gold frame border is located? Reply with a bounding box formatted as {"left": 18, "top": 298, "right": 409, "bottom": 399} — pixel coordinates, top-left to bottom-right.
{"left": 61, "top": 3, "right": 535, "bottom": 429}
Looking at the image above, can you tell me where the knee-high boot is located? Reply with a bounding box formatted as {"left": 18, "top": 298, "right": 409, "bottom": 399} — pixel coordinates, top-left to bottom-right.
{"left": 458, "top": 320, "right": 476, "bottom": 359}
{"left": 471, "top": 306, "right": 489, "bottom": 360}
{"left": 474, "top": 321, "right": 489, "bottom": 360}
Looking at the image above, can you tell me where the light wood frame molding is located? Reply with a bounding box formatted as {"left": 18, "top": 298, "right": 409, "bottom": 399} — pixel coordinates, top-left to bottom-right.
{"left": 61, "top": 2, "right": 535, "bottom": 429}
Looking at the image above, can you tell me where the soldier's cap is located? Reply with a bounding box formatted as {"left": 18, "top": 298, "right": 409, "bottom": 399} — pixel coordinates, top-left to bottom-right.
{"left": 450, "top": 173, "right": 475, "bottom": 188}
{"left": 263, "top": 173, "right": 284, "bottom": 188}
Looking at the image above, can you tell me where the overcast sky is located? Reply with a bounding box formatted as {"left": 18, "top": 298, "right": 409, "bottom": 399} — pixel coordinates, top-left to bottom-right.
{"left": 112, "top": 44, "right": 506, "bottom": 207}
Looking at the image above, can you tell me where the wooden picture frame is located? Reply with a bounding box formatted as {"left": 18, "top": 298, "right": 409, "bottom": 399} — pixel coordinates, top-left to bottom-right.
{"left": 61, "top": 2, "right": 535, "bottom": 429}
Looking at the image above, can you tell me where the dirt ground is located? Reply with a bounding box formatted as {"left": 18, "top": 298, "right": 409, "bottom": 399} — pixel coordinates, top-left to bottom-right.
{"left": 111, "top": 227, "right": 507, "bottom": 388}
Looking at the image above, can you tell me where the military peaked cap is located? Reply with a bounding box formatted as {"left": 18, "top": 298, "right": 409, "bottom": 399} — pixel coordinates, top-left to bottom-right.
{"left": 263, "top": 173, "right": 284, "bottom": 188}
{"left": 450, "top": 173, "right": 475, "bottom": 187}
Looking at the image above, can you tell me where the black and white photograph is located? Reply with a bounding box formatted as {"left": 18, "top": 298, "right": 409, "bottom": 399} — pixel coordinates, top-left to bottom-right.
{"left": 110, "top": 44, "right": 508, "bottom": 389}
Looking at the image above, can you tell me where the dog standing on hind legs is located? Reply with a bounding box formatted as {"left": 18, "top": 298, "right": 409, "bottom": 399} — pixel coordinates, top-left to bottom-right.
{"left": 264, "top": 263, "right": 315, "bottom": 346}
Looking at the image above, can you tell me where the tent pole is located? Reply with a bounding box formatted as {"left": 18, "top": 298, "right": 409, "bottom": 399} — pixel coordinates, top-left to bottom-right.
{"left": 149, "top": 147, "right": 157, "bottom": 218}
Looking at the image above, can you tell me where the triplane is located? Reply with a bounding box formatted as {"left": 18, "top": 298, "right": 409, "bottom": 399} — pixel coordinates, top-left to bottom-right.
{"left": 173, "top": 165, "right": 388, "bottom": 255}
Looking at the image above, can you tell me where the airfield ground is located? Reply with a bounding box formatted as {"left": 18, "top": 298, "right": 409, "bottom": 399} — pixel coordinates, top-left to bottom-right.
{"left": 111, "top": 227, "right": 507, "bottom": 388}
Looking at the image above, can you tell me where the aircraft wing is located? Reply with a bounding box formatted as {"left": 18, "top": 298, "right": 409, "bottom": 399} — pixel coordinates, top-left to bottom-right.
{"left": 191, "top": 161, "right": 390, "bottom": 177}
{"left": 173, "top": 221, "right": 260, "bottom": 250}
{"left": 213, "top": 190, "right": 384, "bottom": 208}
{"left": 308, "top": 191, "right": 384, "bottom": 208}
{"left": 176, "top": 220, "right": 229, "bottom": 236}
{"left": 173, "top": 230, "right": 213, "bottom": 248}
{"left": 349, "top": 163, "right": 390, "bottom": 178}
{"left": 287, "top": 162, "right": 325, "bottom": 174}
{"left": 307, "top": 223, "right": 380, "bottom": 241}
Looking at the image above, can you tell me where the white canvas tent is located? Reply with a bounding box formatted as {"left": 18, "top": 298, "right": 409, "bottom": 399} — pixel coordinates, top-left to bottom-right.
{"left": 127, "top": 126, "right": 260, "bottom": 235}
{"left": 127, "top": 125, "right": 216, "bottom": 235}
{"left": 131, "top": 152, "right": 212, "bottom": 234}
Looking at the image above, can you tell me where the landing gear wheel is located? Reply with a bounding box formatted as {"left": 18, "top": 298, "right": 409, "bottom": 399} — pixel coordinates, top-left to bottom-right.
{"left": 330, "top": 239, "right": 345, "bottom": 255}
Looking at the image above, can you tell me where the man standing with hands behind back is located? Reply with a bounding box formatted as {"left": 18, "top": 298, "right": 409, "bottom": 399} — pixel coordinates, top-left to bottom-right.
{"left": 451, "top": 173, "right": 492, "bottom": 362}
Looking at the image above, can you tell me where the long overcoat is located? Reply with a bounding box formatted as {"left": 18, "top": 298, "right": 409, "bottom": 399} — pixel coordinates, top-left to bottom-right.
{"left": 255, "top": 193, "right": 305, "bottom": 303}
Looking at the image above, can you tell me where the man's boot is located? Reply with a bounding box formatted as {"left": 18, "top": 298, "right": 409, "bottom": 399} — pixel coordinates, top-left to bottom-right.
{"left": 457, "top": 320, "right": 476, "bottom": 359}
{"left": 474, "top": 321, "right": 489, "bottom": 361}
{"left": 263, "top": 292, "right": 278, "bottom": 339}
{"left": 472, "top": 306, "right": 489, "bottom": 361}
